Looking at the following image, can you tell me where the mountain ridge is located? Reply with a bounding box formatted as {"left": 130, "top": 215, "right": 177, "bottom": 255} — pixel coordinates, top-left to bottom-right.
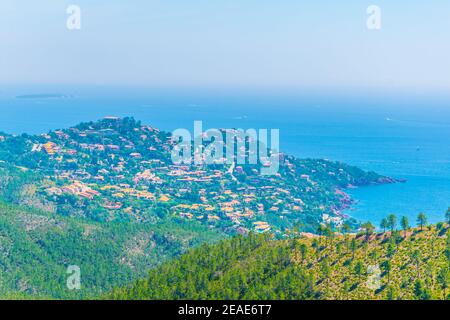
{"left": 109, "top": 222, "right": 450, "bottom": 300}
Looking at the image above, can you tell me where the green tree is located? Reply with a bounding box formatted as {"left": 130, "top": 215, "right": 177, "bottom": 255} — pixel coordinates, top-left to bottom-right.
{"left": 299, "top": 243, "right": 308, "bottom": 264}
{"left": 336, "top": 242, "right": 342, "bottom": 255}
{"left": 343, "top": 281, "right": 351, "bottom": 300}
{"left": 324, "top": 223, "right": 334, "bottom": 248}
{"left": 386, "top": 285, "right": 396, "bottom": 300}
{"left": 386, "top": 240, "right": 396, "bottom": 258}
{"left": 411, "top": 250, "right": 421, "bottom": 278}
{"left": 437, "top": 267, "right": 449, "bottom": 299}
{"left": 361, "top": 221, "right": 375, "bottom": 242}
{"left": 382, "top": 260, "right": 392, "bottom": 283}
{"left": 417, "top": 212, "right": 427, "bottom": 231}
{"left": 380, "top": 218, "right": 388, "bottom": 233}
{"left": 342, "top": 223, "right": 352, "bottom": 252}
{"left": 445, "top": 233, "right": 450, "bottom": 267}
{"left": 342, "top": 223, "right": 351, "bottom": 235}
{"left": 387, "top": 214, "right": 397, "bottom": 233}
{"left": 354, "top": 260, "right": 364, "bottom": 281}
{"left": 321, "top": 257, "right": 331, "bottom": 293}
{"left": 311, "top": 238, "right": 319, "bottom": 252}
{"left": 317, "top": 225, "right": 325, "bottom": 246}
{"left": 400, "top": 216, "right": 410, "bottom": 237}
{"left": 414, "top": 280, "right": 431, "bottom": 300}
{"left": 350, "top": 238, "right": 357, "bottom": 260}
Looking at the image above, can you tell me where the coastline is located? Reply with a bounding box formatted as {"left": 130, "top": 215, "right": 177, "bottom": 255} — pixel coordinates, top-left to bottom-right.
{"left": 334, "top": 175, "right": 401, "bottom": 224}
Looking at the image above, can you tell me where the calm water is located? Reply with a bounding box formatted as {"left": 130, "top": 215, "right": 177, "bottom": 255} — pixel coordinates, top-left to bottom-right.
{"left": 1, "top": 86, "right": 449, "bottom": 225}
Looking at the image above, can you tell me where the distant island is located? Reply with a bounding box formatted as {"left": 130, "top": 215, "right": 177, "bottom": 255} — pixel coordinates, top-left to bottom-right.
{"left": 15, "top": 93, "right": 72, "bottom": 99}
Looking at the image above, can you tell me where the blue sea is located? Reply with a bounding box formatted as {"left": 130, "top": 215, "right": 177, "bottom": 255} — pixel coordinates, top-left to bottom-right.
{"left": 1, "top": 86, "right": 449, "bottom": 226}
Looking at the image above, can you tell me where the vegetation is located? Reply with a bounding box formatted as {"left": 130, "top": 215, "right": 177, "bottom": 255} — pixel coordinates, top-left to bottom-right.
{"left": 0, "top": 117, "right": 395, "bottom": 236}
{"left": 110, "top": 218, "right": 450, "bottom": 300}
{"left": 0, "top": 118, "right": 447, "bottom": 300}
{"left": 0, "top": 202, "right": 222, "bottom": 299}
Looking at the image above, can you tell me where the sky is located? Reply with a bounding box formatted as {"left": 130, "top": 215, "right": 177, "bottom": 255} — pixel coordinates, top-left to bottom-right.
{"left": 1, "top": 1, "right": 449, "bottom": 91}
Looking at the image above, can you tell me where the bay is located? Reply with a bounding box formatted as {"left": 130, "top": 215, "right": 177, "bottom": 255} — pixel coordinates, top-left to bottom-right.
{"left": 1, "top": 85, "right": 449, "bottom": 225}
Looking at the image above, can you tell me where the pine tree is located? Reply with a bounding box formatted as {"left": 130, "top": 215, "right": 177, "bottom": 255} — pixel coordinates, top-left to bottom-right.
{"left": 299, "top": 243, "right": 308, "bottom": 264}
{"left": 350, "top": 238, "right": 357, "bottom": 260}
{"left": 437, "top": 267, "right": 449, "bottom": 300}
{"left": 417, "top": 212, "right": 427, "bottom": 231}
{"left": 380, "top": 218, "right": 388, "bottom": 233}
{"left": 361, "top": 221, "right": 375, "bottom": 242}
{"left": 401, "top": 216, "right": 410, "bottom": 237}
{"left": 387, "top": 214, "right": 397, "bottom": 233}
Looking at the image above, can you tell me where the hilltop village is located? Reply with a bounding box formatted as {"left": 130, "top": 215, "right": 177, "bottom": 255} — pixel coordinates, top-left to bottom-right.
{"left": 0, "top": 117, "right": 393, "bottom": 236}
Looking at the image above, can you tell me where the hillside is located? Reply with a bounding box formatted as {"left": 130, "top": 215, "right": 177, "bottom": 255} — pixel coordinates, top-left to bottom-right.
{"left": 0, "top": 117, "right": 400, "bottom": 299}
{"left": 0, "top": 117, "right": 394, "bottom": 236}
{"left": 110, "top": 223, "right": 450, "bottom": 300}
{"left": 0, "top": 202, "right": 222, "bottom": 299}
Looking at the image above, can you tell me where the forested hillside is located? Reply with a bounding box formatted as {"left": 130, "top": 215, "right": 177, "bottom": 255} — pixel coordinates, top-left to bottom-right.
{"left": 110, "top": 223, "right": 450, "bottom": 300}
{"left": 0, "top": 117, "right": 430, "bottom": 300}
{"left": 0, "top": 202, "right": 222, "bottom": 299}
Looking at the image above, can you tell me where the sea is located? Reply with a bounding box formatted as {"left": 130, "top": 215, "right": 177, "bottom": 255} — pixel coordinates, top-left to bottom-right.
{"left": 1, "top": 85, "right": 449, "bottom": 226}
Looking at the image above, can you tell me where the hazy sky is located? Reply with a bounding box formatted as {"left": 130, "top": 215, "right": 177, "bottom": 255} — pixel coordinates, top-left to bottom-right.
{"left": 1, "top": 1, "right": 449, "bottom": 90}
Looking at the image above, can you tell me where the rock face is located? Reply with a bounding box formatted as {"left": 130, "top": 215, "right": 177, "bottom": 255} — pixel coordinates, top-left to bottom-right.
{"left": 376, "top": 176, "right": 398, "bottom": 184}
